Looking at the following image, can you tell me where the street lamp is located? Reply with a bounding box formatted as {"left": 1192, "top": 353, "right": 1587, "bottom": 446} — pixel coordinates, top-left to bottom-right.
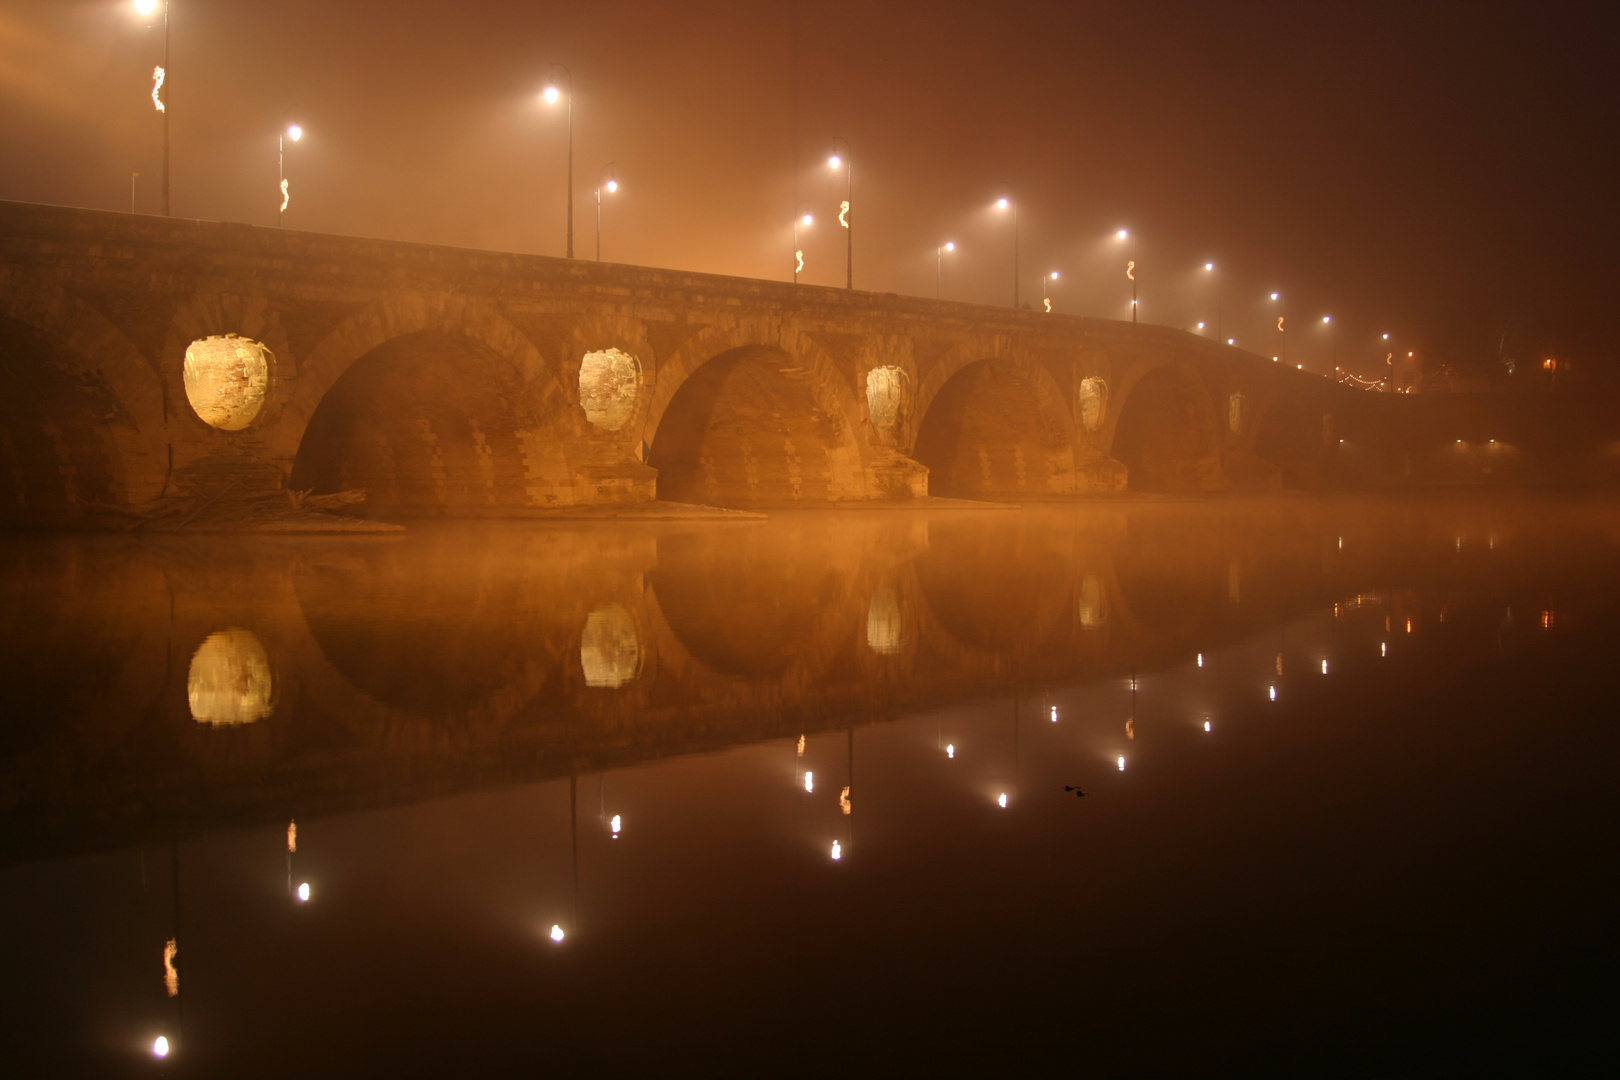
{"left": 793, "top": 210, "right": 812, "bottom": 283}
{"left": 277, "top": 116, "right": 302, "bottom": 227}
{"left": 132, "top": 0, "right": 170, "bottom": 217}
{"left": 542, "top": 65, "right": 574, "bottom": 258}
{"left": 997, "top": 198, "right": 1018, "bottom": 308}
{"left": 1204, "top": 261, "right": 1222, "bottom": 341}
{"left": 1043, "top": 270, "right": 1059, "bottom": 312}
{"left": 829, "top": 139, "right": 852, "bottom": 288}
{"left": 1270, "top": 292, "right": 1286, "bottom": 365}
{"left": 937, "top": 240, "right": 955, "bottom": 299}
{"left": 594, "top": 163, "right": 617, "bottom": 261}
{"left": 1118, "top": 229, "right": 1137, "bottom": 323}
{"left": 1322, "top": 315, "right": 1335, "bottom": 372}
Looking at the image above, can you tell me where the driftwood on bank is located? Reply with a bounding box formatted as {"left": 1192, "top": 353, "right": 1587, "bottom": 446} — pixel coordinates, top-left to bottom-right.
{"left": 74, "top": 487, "right": 397, "bottom": 533}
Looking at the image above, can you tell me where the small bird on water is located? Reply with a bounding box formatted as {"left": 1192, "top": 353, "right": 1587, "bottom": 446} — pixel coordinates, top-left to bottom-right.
{"left": 1064, "top": 785, "right": 1087, "bottom": 797}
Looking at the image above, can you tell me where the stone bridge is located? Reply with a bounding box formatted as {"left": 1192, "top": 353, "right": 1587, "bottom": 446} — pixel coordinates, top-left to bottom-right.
{"left": 0, "top": 201, "right": 1393, "bottom": 525}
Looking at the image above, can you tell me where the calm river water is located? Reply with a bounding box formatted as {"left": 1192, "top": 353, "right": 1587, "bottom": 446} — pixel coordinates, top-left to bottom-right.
{"left": 0, "top": 497, "right": 1614, "bottom": 1075}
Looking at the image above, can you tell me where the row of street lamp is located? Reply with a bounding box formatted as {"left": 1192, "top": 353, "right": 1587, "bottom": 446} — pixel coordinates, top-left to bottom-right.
{"left": 124, "top": 2, "right": 1390, "bottom": 373}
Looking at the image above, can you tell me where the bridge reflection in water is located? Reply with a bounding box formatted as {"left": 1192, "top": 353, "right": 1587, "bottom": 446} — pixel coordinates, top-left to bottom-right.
{"left": 0, "top": 498, "right": 1602, "bottom": 864}
{"left": 0, "top": 499, "right": 1616, "bottom": 1071}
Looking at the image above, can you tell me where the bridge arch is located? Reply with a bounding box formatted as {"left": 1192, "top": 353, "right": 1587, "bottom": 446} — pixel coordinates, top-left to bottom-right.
{"left": 0, "top": 276, "right": 165, "bottom": 522}
{"left": 645, "top": 329, "right": 866, "bottom": 505}
{"left": 1108, "top": 365, "right": 1223, "bottom": 492}
{"left": 910, "top": 353, "right": 1077, "bottom": 498}
{"left": 284, "top": 298, "right": 576, "bottom": 513}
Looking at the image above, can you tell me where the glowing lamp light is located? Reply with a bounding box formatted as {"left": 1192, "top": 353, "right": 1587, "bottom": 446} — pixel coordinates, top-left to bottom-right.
{"left": 605, "top": 178, "right": 618, "bottom": 193}
{"left": 1227, "top": 338, "right": 1236, "bottom": 345}
{"left": 1050, "top": 271, "right": 1060, "bottom": 280}
{"left": 996, "top": 198, "right": 1010, "bottom": 210}
{"left": 828, "top": 154, "right": 842, "bottom": 169}
{"left": 1117, "top": 756, "right": 1126, "bottom": 771}
{"left": 1270, "top": 292, "right": 1280, "bottom": 301}
{"left": 830, "top": 841, "right": 842, "bottom": 860}
{"left": 1321, "top": 660, "right": 1329, "bottom": 674}
{"left": 296, "top": 882, "right": 310, "bottom": 902}
{"left": 801, "top": 213, "right": 813, "bottom": 226}
{"left": 1204, "top": 721, "right": 1212, "bottom": 732}
{"left": 944, "top": 241, "right": 955, "bottom": 251}
{"left": 610, "top": 814, "right": 622, "bottom": 836}
{"left": 1050, "top": 706, "right": 1058, "bottom": 722}
{"left": 997, "top": 792, "right": 1008, "bottom": 808}
{"left": 945, "top": 743, "right": 955, "bottom": 759}
{"left": 134, "top": 0, "right": 160, "bottom": 15}
{"left": 1196, "top": 653, "right": 1204, "bottom": 667}
{"left": 152, "top": 1036, "right": 170, "bottom": 1058}
{"left": 550, "top": 924, "right": 565, "bottom": 942}
{"left": 1382, "top": 333, "right": 1390, "bottom": 340}
{"left": 543, "top": 86, "right": 560, "bottom": 104}
{"left": 839, "top": 200, "right": 850, "bottom": 228}
{"left": 1205, "top": 262, "right": 1215, "bottom": 271}
{"left": 1197, "top": 322, "right": 1206, "bottom": 330}
{"left": 1380, "top": 642, "right": 1388, "bottom": 657}
{"left": 1268, "top": 685, "right": 1277, "bottom": 701}
{"left": 1323, "top": 315, "right": 1332, "bottom": 324}
{"left": 803, "top": 771, "right": 814, "bottom": 793}
{"left": 1117, "top": 229, "right": 1128, "bottom": 239}
{"left": 287, "top": 124, "right": 303, "bottom": 142}
{"left": 151, "top": 66, "right": 166, "bottom": 113}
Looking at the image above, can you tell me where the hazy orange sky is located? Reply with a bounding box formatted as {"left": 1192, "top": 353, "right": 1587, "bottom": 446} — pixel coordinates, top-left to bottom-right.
{"left": 2, "top": 0, "right": 1614, "bottom": 378}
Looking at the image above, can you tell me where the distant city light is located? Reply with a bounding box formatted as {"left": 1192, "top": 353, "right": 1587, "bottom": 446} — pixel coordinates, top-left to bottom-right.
{"left": 297, "top": 882, "right": 310, "bottom": 902}
{"left": 830, "top": 841, "right": 842, "bottom": 860}
{"left": 152, "top": 1036, "right": 170, "bottom": 1058}
{"left": 550, "top": 924, "right": 565, "bottom": 942}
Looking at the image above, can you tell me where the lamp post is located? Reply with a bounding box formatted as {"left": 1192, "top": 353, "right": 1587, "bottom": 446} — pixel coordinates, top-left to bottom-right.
{"left": 129, "top": 172, "right": 139, "bottom": 214}
{"left": 594, "top": 163, "right": 617, "bottom": 261}
{"left": 542, "top": 66, "right": 574, "bottom": 259}
{"left": 1270, "top": 292, "right": 1286, "bottom": 364}
{"left": 829, "top": 138, "right": 852, "bottom": 289}
{"left": 1118, "top": 229, "right": 1136, "bottom": 323}
{"left": 793, "top": 210, "right": 812, "bottom": 283}
{"left": 1042, "top": 270, "right": 1059, "bottom": 312}
{"left": 1205, "top": 262, "right": 1222, "bottom": 342}
{"left": 277, "top": 117, "right": 302, "bottom": 227}
{"left": 997, "top": 198, "right": 1018, "bottom": 308}
{"left": 936, "top": 241, "right": 955, "bottom": 299}
{"left": 132, "top": 1, "right": 170, "bottom": 217}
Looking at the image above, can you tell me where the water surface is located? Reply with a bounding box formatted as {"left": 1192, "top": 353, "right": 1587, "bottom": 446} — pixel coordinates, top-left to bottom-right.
{"left": 1, "top": 498, "right": 1614, "bottom": 1075}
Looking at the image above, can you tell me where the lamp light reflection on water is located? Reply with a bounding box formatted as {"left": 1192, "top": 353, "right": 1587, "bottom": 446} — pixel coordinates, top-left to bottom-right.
{"left": 1321, "top": 660, "right": 1329, "bottom": 674}
{"left": 1197, "top": 653, "right": 1204, "bottom": 667}
{"left": 1117, "top": 756, "right": 1126, "bottom": 771}
{"left": 550, "top": 924, "right": 565, "bottom": 943}
{"left": 997, "top": 792, "right": 1008, "bottom": 807}
{"left": 946, "top": 744, "right": 955, "bottom": 758}
{"left": 1269, "top": 685, "right": 1277, "bottom": 701}
{"left": 830, "top": 841, "right": 842, "bottom": 860}
{"left": 1381, "top": 642, "right": 1387, "bottom": 656}
{"left": 1204, "top": 721, "right": 1212, "bottom": 732}
{"left": 297, "top": 882, "right": 310, "bottom": 902}
{"left": 152, "top": 1036, "right": 170, "bottom": 1058}
{"left": 804, "top": 771, "right": 814, "bottom": 793}
{"left": 1050, "top": 706, "right": 1058, "bottom": 722}
{"left": 610, "top": 814, "right": 622, "bottom": 836}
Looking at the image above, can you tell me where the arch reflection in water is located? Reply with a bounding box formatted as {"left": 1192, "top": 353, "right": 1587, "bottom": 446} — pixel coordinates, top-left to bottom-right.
{"left": 187, "top": 629, "right": 274, "bottom": 726}
{"left": 580, "top": 604, "right": 640, "bottom": 688}
{"left": 865, "top": 585, "right": 905, "bottom": 654}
